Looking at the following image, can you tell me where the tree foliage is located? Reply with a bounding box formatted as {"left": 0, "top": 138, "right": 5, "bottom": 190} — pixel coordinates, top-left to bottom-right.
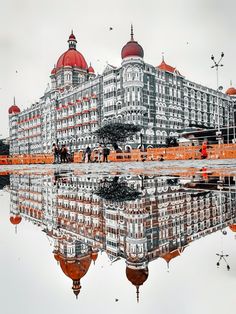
{"left": 166, "top": 136, "right": 179, "bottom": 147}
{"left": 94, "top": 176, "right": 141, "bottom": 202}
{"left": 0, "top": 140, "right": 9, "bottom": 155}
{"left": 94, "top": 123, "right": 142, "bottom": 147}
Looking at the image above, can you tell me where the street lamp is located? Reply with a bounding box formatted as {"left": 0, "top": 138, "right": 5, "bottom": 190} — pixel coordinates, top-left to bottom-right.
{"left": 211, "top": 53, "right": 224, "bottom": 142}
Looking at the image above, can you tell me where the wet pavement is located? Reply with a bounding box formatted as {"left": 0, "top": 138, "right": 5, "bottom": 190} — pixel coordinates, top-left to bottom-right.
{"left": 0, "top": 160, "right": 236, "bottom": 314}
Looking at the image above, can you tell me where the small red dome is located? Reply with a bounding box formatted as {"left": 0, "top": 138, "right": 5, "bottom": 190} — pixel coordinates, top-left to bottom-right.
{"left": 121, "top": 26, "right": 144, "bottom": 59}
{"left": 10, "top": 215, "right": 22, "bottom": 225}
{"left": 88, "top": 64, "right": 95, "bottom": 73}
{"left": 8, "top": 105, "right": 21, "bottom": 114}
{"left": 229, "top": 224, "right": 236, "bottom": 232}
{"left": 51, "top": 67, "right": 57, "bottom": 75}
{"left": 226, "top": 87, "right": 236, "bottom": 95}
{"left": 69, "top": 32, "right": 76, "bottom": 41}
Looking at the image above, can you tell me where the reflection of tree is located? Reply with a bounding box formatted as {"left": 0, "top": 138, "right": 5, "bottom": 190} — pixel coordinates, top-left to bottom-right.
{"left": 94, "top": 176, "right": 141, "bottom": 202}
{"left": 0, "top": 175, "right": 10, "bottom": 190}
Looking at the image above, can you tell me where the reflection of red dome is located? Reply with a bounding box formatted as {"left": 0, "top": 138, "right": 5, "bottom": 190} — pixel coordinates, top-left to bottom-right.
{"left": 126, "top": 266, "right": 148, "bottom": 303}
{"left": 226, "top": 87, "right": 236, "bottom": 95}
{"left": 90, "top": 251, "right": 98, "bottom": 264}
{"left": 10, "top": 215, "right": 22, "bottom": 225}
{"left": 121, "top": 25, "right": 144, "bottom": 59}
{"left": 229, "top": 224, "right": 236, "bottom": 232}
{"left": 56, "top": 33, "right": 88, "bottom": 70}
{"left": 162, "top": 249, "right": 180, "bottom": 263}
{"left": 57, "top": 254, "right": 92, "bottom": 298}
{"left": 54, "top": 252, "right": 61, "bottom": 262}
{"left": 126, "top": 267, "right": 148, "bottom": 286}
{"left": 8, "top": 105, "right": 20, "bottom": 114}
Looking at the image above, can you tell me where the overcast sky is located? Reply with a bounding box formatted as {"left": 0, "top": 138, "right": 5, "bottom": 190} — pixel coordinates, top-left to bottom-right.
{"left": 1, "top": 0, "right": 236, "bottom": 138}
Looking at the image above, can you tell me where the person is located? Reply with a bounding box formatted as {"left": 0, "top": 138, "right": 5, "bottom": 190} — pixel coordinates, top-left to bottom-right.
{"left": 103, "top": 145, "right": 110, "bottom": 162}
{"left": 61, "top": 144, "right": 68, "bottom": 163}
{"left": 85, "top": 146, "right": 91, "bottom": 163}
{"left": 201, "top": 141, "right": 208, "bottom": 159}
{"left": 52, "top": 143, "right": 60, "bottom": 163}
{"left": 98, "top": 144, "right": 103, "bottom": 163}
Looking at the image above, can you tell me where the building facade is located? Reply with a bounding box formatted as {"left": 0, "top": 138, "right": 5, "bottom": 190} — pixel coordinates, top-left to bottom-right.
{"left": 8, "top": 28, "right": 236, "bottom": 155}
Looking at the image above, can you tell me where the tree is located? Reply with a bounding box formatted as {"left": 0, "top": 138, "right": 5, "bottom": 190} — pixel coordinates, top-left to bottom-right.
{"left": 0, "top": 139, "right": 9, "bottom": 155}
{"left": 94, "top": 176, "right": 141, "bottom": 202}
{"left": 93, "top": 123, "right": 142, "bottom": 150}
{"left": 166, "top": 136, "right": 178, "bottom": 147}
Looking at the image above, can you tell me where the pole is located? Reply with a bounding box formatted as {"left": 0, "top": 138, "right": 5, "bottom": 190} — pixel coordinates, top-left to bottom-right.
{"left": 233, "top": 110, "right": 236, "bottom": 143}
{"left": 211, "top": 53, "right": 224, "bottom": 155}
{"left": 140, "top": 133, "right": 143, "bottom": 148}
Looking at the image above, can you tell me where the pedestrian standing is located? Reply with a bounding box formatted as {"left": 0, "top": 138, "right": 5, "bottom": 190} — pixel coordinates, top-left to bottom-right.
{"left": 85, "top": 146, "right": 91, "bottom": 163}
{"left": 52, "top": 143, "right": 60, "bottom": 163}
{"left": 201, "top": 141, "right": 208, "bottom": 159}
{"left": 103, "top": 145, "right": 110, "bottom": 162}
{"left": 61, "top": 144, "right": 68, "bottom": 163}
{"left": 98, "top": 144, "right": 103, "bottom": 163}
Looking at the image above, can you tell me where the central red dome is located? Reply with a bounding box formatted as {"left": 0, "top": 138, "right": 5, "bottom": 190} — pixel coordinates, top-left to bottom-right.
{"left": 56, "top": 32, "right": 88, "bottom": 70}
{"left": 121, "top": 25, "right": 144, "bottom": 59}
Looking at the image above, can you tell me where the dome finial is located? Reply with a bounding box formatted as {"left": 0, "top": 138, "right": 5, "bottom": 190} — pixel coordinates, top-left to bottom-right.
{"left": 131, "top": 24, "right": 134, "bottom": 41}
{"left": 13, "top": 96, "right": 16, "bottom": 106}
{"left": 230, "top": 79, "right": 232, "bottom": 86}
{"left": 162, "top": 51, "right": 165, "bottom": 62}
{"left": 136, "top": 286, "right": 140, "bottom": 303}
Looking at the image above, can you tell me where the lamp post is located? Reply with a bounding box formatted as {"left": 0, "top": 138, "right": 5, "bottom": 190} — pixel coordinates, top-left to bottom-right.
{"left": 211, "top": 53, "right": 224, "bottom": 143}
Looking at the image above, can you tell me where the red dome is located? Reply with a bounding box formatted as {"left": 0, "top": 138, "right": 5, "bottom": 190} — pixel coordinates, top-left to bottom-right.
{"left": 121, "top": 26, "right": 144, "bottom": 59}
{"left": 56, "top": 49, "right": 88, "bottom": 70}
{"left": 157, "top": 60, "right": 176, "bottom": 73}
{"left": 51, "top": 67, "right": 57, "bottom": 75}
{"left": 10, "top": 215, "right": 22, "bottom": 225}
{"left": 88, "top": 64, "right": 95, "bottom": 73}
{"left": 226, "top": 87, "right": 236, "bottom": 95}
{"left": 56, "top": 33, "right": 88, "bottom": 70}
{"left": 8, "top": 105, "right": 20, "bottom": 114}
{"left": 229, "top": 224, "right": 236, "bottom": 232}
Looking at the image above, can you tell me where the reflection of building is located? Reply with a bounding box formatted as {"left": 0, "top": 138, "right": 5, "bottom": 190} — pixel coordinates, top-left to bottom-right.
{"left": 8, "top": 28, "right": 236, "bottom": 155}
{"left": 8, "top": 171, "right": 236, "bottom": 300}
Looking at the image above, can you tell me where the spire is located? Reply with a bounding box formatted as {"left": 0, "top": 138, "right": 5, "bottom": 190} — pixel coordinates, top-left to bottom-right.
{"left": 131, "top": 24, "right": 134, "bottom": 41}
{"left": 230, "top": 80, "right": 232, "bottom": 86}
{"left": 136, "top": 286, "right": 139, "bottom": 303}
{"left": 162, "top": 51, "right": 165, "bottom": 62}
{"left": 13, "top": 96, "right": 16, "bottom": 105}
{"left": 68, "top": 31, "right": 77, "bottom": 50}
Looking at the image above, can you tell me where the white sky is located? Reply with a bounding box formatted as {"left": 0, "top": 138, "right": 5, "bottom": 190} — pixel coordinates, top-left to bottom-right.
{"left": 1, "top": 0, "right": 236, "bottom": 138}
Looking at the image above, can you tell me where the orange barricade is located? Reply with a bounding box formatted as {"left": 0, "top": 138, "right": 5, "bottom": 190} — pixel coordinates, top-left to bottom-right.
{"left": 1, "top": 144, "right": 236, "bottom": 165}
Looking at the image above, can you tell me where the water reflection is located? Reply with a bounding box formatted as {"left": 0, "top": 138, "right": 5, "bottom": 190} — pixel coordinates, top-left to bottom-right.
{"left": 5, "top": 170, "right": 236, "bottom": 301}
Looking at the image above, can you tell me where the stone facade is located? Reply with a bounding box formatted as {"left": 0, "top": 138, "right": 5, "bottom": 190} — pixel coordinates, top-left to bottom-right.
{"left": 8, "top": 29, "right": 236, "bottom": 155}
